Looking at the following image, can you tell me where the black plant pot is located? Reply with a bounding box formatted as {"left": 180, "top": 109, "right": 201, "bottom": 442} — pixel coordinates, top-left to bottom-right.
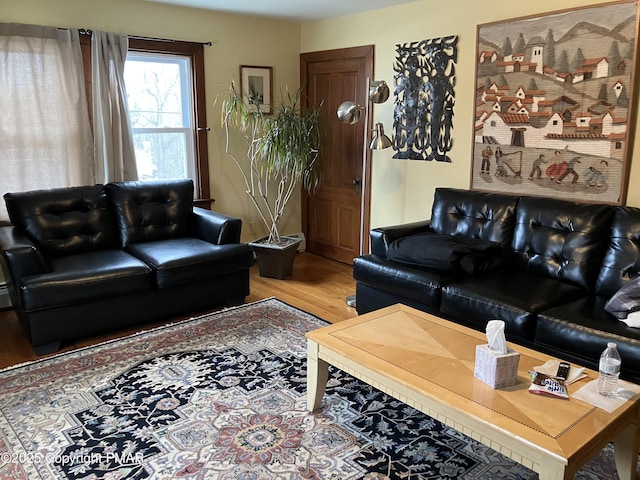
{"left": 249, "top": 236, "right": 301, "bottom": 279}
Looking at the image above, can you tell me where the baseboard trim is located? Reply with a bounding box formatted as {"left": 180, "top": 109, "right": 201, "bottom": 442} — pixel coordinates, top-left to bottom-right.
{"left": 289, "top": 232, "right": 306, "bottom": 252}
{"left": 0, "top": 285, "right": 12, "bottom": 309}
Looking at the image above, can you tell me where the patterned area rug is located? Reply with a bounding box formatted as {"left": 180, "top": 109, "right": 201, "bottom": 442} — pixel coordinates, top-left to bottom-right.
{"left": 0, "top": 298, "right": 633, "bottom": 479}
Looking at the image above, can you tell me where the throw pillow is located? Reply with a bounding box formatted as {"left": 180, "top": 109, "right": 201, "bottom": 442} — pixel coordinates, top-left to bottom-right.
{"left": 605, "top": 276, "right": 640, "bottom": 319}
{"left": 387, "top": 232, "right": 504, "bottom": 274}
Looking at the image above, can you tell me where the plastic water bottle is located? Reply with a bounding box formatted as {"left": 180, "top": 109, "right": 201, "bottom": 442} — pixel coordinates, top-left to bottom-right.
{"left": 598, "top": 342, "right": 621, "bottom": 398}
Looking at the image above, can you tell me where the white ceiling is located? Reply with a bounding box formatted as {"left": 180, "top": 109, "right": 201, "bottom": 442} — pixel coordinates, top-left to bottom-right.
{"left": 143, "top": 0, "right": 418, "bottom": 22}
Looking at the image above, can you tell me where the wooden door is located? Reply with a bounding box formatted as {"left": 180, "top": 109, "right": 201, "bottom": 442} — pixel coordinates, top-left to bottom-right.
{"left": 300, "top": 46, "right": 374, "bottom": 264}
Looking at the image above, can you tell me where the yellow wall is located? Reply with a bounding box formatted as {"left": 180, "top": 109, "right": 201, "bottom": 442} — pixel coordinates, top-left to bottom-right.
{"left": 0, "top": 0, "right": 302, "bottom": 242}
{"left": 301, "top": 0, "right": 640, "bottom": 229}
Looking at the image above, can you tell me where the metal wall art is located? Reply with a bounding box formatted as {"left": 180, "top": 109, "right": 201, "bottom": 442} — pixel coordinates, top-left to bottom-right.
{"left": 471, "top": 1, "right": 639, "bottom": 204}
{"left": 392, "top": 35, "right": 458, "bottom": 162}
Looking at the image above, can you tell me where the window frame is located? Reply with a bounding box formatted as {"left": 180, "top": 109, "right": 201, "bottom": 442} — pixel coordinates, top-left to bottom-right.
{"left": 80, "top": 34, "right": 211, "bottom": 206}
{"left": 128, "top": 38, "right": 211, "bottom": 205}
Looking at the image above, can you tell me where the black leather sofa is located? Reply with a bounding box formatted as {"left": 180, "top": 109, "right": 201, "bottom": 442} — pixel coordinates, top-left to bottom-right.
{"left": 354, "top": 187, "right": 640, "bottom": 383}
{"left": 0, "top": 179, "right": 254, "bottom": 355}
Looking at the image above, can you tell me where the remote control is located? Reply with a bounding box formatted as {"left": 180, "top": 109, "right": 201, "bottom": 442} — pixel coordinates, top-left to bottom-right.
{"left": 556, "top": 361, "right": 570, "bottom": 380}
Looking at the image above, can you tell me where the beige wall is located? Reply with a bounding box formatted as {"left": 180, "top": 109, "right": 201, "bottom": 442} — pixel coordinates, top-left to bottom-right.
{"left": 0, "top": 0, "right": 302, "bottom": 242}
{"left": 301, "top": 0, "right": 640, "bottom": 230}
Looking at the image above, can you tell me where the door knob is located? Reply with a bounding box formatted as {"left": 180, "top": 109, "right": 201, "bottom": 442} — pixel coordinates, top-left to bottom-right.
{"left": 352, "top": 177, "right": 361, "bottom": 195}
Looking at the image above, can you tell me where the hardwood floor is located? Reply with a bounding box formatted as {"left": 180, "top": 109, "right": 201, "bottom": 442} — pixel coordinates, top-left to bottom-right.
{"left": 0, "top": 253, "right": 358, "bottom": 370}
{"left": 247, "top": 252, "right": 357, "bottom": 323}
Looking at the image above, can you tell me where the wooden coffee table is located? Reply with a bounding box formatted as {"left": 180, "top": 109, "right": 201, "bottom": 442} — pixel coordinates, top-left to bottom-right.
{"left": 306, "top": 304, "right": 640, "bottom": 480}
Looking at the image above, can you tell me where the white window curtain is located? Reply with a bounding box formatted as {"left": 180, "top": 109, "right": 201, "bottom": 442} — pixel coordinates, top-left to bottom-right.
{"left": 0, "top": 23, "right": 94, "bottom": 221}
{"left": 92, "top": 31, "right": 138, "bottom": 183}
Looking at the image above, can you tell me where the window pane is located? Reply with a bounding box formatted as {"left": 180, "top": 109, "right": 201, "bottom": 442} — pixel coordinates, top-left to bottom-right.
{"left": 124, "top": 53, "right": 195, "bottom": 184}
{"left": 133, "top": 130, "right": 192, "bottom": 180}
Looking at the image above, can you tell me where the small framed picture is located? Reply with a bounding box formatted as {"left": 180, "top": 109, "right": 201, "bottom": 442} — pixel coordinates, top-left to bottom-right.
{"left": 240, "top": 65, "right": 273, "bottom": 113}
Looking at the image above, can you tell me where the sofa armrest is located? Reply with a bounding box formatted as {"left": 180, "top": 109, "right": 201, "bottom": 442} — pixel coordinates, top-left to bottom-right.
{"left": 191, "top": 207, "right": 243, "bottom": 245}
{"left": 0, "top": 226, "right": 50, "bottom": 280}
{"left": 369, "top": 220, "right": 432, "bottom": 256}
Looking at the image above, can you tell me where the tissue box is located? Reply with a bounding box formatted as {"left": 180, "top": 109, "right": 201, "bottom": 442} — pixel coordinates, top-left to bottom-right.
{"left": 474, "top": 344, "right": 520, "bottom": 389}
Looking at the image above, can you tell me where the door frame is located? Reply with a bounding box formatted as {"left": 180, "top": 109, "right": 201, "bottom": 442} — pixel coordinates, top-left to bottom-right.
{"left": 300, "top": 45, "right": 375, "bottom": 256}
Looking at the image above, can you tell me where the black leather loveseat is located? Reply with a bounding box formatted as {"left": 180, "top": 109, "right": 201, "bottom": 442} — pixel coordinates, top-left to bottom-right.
{"left": 0, "top": 179, "right": 254, "bottom": 355}
{"left": 354, "top": 187, "right": 640, "bottom": 383}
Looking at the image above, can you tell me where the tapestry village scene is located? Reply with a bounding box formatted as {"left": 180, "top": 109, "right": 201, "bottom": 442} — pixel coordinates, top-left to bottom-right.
{"left": 473, "top": 3, "right": 637, "bottom": 204}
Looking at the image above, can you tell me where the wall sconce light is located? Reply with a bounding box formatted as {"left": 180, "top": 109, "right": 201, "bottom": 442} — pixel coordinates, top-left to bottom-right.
{"left": 336, "top": 78, "right": 391, "bottom": 307}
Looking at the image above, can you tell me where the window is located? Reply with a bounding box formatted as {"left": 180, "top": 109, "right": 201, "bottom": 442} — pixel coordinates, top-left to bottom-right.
{"left": 126, "top": 39, "right": 211, "bottom": 204}
{"left": 125, "top": 53, "right": 195, "bottom": 180}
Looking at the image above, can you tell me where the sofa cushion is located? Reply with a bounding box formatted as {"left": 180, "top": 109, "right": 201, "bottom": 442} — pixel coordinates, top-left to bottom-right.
{"left": 19, "top": 250, "right": 153, "bottom": 311}
{"left": 536, "top": 296, "right": 640, "bottom": 382}
{"left": 440, "top": 269, "right": 587, "bottom": 343}
{"left": 387, "top": 232, "right": 504, "bottom": 274}
{"left": 4, "top": 185, "right": 118, "bottom": 256}
{"left": 430, "top": 188, "right": 518, "bottom": 246}
{"left": 595, "top": 206, "right": 640, "bottom": 297}
{"left": 510, "top": 196, "right": 614, "bottom": 291}
{"left": 125, "top": 238, "right": 254, "bottom": 288}
{"left": 106, "top": 179, "right": 194, "bottom": 246}
{"left": 353, "top": 254, "right": 456, "bottom": 309}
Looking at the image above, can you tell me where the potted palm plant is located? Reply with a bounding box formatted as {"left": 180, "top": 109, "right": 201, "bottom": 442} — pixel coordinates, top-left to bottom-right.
{"left": 220, "top": 81, "right": 322, "bottom": 278}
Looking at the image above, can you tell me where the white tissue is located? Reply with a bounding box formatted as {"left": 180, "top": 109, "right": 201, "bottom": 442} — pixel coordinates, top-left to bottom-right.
{"left": 486, "top": 320, "right": 508, "bottom": 354}
{"left": 622, "top": 311, "right": 640, "bottom": 328}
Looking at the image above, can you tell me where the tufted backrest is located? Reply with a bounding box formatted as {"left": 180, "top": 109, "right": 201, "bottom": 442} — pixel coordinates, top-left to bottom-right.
{"left": 510, "top": 196, "right": 614, "bottom": 291}
{"left": 4, "top": 185, "right": 118, "bottom": 256}
{"left": 595, "top": 206, "right": 640, "bottom": 296}
{"left": 106, "top": 179, "right": 194, "bottom": 247}
{"left": 430, "top": 188, "right": 518, "bottom": 246}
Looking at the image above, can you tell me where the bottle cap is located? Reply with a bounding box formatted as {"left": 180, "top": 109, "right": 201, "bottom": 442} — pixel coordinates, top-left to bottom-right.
{"left": 607, "top": 342, "right": 617, "bottom": 348}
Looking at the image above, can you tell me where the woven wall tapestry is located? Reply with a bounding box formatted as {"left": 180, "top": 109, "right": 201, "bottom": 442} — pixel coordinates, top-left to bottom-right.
{"left": 471, "top": 1, "right": 639, "bottom": 205}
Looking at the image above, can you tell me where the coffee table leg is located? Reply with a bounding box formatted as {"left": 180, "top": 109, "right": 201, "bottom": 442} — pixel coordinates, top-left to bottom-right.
{"left": 306, "top": 339, "right": 329, "bottom": 412}
{"left": 613, "top": 420, "right": 640, "bottom": 480}
{"left": 537, "top": 460, "right": 570, "bottom": 480}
